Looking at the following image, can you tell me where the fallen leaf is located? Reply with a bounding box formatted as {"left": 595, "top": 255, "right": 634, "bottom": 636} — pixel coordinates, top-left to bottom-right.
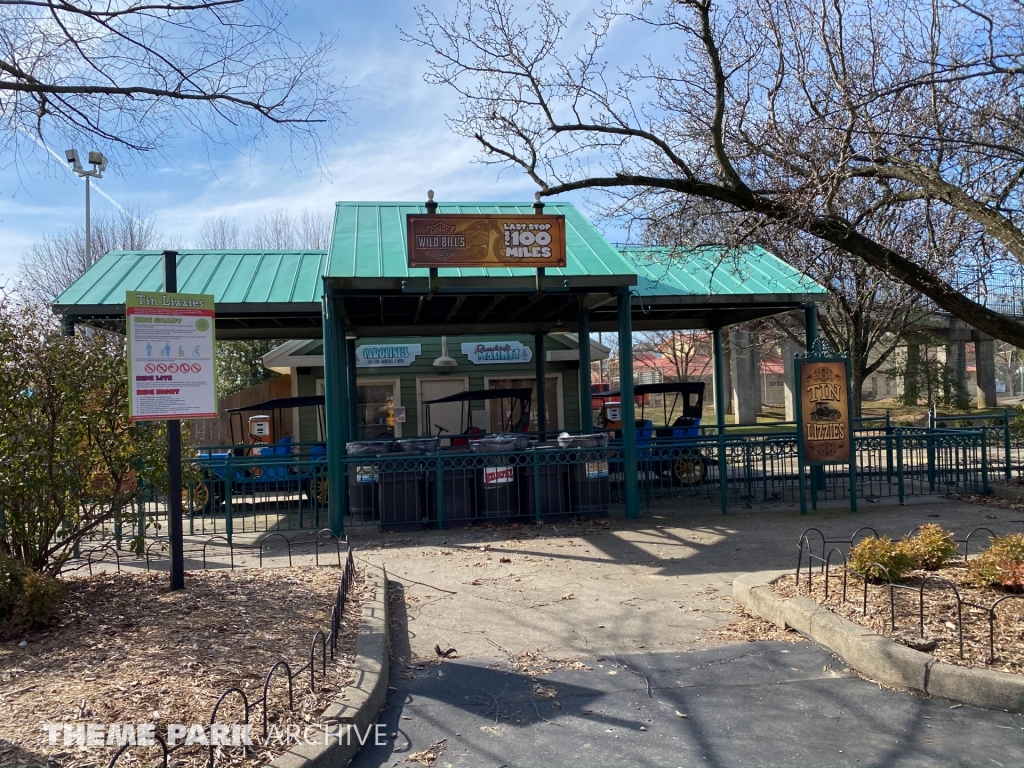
{"left": 499, "top": 557, "right": 511, "bottom": 563}
{"left": 561, "top": 593, "right": 574, "bottom": 600}
{"left": 675, "top": 711, "right": 688, "bottom": 718}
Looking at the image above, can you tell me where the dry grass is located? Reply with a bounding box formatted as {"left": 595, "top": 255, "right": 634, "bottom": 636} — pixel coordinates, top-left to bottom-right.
{"left": 774, "top": 562, "right": 1024, "bottom": 674}
{"left": 0, "top": 565, "right": 367, "bottom": 768}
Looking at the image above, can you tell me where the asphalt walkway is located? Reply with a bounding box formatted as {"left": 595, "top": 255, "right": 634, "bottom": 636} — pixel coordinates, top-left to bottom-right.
{"left": 352, "top": 643, "right": 1021, "bottom": 768}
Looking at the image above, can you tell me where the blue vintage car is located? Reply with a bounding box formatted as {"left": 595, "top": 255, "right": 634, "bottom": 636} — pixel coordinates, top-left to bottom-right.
{"left": 187, "top": 395, "right": 328, "bottom": 513}
{"left": 597, "top": 382, "right": 708, "bottom": 485}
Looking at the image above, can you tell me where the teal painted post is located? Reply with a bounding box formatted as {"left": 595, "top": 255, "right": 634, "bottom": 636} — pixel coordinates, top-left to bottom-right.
{"left": 927, "top": 433, "right": 936, "bottom": 491}
{"left": 712, "top": 328, "right": 729, "bottom": 514}
{"left": 981, "top": 429, "right": 990, "bottom": 494}
{"left": 347, "top": 338, "right": 359, "bottom": 441}
{"left": 532, "top": 448, "right": 542, "bottom": 522}
{"left": 435, "top": 454, "right": 445, "bottom": 530}
{"left": 224, "top": 456, "right": 233, "bottom": 543}
{"left": 323, "top": 293, "right": 349, "bottom": 536}
{"left": 578, "top": 310, "right": 592, "bottom": 433}
{"left": 135, "top": 497, "right": 145, "bottom": 556}
{"left": 1003, "top": 410, "right": 1012, "bottom": 481}
{"left": 885, "top": 410, "right": 893, "bottom": 483}
{"left": 535, "top": 331, "right": 547, "bottom": 439}
{"left": 617, "top": 291, "right": 639, "bottom": 519}
{"left": 896, "top": 430, "right": 905, "bottom": 504}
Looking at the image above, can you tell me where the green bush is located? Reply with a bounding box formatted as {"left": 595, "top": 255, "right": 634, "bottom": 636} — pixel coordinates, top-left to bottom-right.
{"left": 0, "top": 552, "right": 28, "bottom": 624}
{"left": 902, "top": 524, "right": 958, "bottom": 570}
{"left": 0, "top": 553, "right": 65, "bottom": 631}
{"left": 11, "top": 571, "right": 66, "bottom": 629}
{"left": 969, "top": 534, "right": 1024, "bottom": 592}
{"left": 848, "top": 536, "right": 916, "bottom": 581}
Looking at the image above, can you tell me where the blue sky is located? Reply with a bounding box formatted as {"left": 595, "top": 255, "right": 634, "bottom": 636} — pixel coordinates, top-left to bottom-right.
{"left": 0, "top": 0, "right": 615, "bottom": 281}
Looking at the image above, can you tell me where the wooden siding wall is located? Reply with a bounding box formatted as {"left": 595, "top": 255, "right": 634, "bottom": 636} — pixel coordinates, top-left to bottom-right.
{"left": 188, "top": 375, "right": 293, "bottom": 446}
{"left": 293, "top": 335, "right": 583, "bottom": 440}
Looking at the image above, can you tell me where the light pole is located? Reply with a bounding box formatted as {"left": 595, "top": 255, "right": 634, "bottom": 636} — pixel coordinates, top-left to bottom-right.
{"left": 65, "top": 149, "right": 107, "bottom": 270}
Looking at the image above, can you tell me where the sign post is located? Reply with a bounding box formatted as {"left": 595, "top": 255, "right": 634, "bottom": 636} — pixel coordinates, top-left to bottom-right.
{"left": 125, "top": 252, "right": 217, "bottom": 590}
{"left": 794, "top": 340, "right": 857, "bottom": 514}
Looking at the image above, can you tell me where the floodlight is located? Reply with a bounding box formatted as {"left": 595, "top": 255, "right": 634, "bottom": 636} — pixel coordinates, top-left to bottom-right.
{"left": 65, "top": 148, "right": 80, "bottom": 167}
{"left": 88, "top": 151, "right": 105, "bottom": 167}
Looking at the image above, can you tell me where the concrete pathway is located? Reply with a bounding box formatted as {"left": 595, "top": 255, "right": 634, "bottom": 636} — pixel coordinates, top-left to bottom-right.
{"left": 351, "top": 497, "right": 1021, "bottom": 661}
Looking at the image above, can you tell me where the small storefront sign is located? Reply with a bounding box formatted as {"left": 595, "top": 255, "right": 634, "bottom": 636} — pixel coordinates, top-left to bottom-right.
{"left": 797, "top": 360, "right": 852, "bottom": 463}
{"left": 356, "top": 344, "right": 421, "bottom": 367}
{"left": 484, "top": 465, "right": 515, "bottom": 484}
{"left": 407, "top": 214, "right": 567, "bottom": 268}
{"left": 126, "top": 291, "right": 216, "bottom": 421}
{"left": 461, "top": 341, "right": 533, "bottom": 364}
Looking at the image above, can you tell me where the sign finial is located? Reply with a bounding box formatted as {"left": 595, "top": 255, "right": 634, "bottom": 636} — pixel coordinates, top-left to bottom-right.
{"left": 425, "top": 189, "right": 438, "bottom": 214}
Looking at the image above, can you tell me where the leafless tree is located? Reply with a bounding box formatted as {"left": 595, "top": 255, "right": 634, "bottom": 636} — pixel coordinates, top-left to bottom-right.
{"left": 199, "top": 207, "right": 331, "bottom": 250}
{"left": 17, "top": 203, "right": 161, "bottom": 305}
{"left": 405, "top": 0, "right": 1024, "bottom": 347}
{"left": 196, "top": 216, "right": 244, "bottom": 249}
{"left": 192, "top": 206, "right": 332, "bottom": 395}
{"left": 1, "top": 0, "right": 345, "bottom": 166}
{"left": 635, "top": 330, "right": 712, "bottom": 382}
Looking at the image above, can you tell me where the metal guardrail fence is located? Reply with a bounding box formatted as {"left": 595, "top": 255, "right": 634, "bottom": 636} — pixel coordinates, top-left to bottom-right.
{"left": 98, "top": 411, "right": 1017, "bottom": 540}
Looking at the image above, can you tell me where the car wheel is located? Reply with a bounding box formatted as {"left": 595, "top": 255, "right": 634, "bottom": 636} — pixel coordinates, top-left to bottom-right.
{"left": 673, "top": 456, "right": 707, "bottom": 486}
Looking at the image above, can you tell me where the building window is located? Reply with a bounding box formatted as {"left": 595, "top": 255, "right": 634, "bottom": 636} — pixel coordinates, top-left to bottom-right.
{"left": 356, "top": 381, "right": 401, "bottom": 439}
{"left": 487, "top": 376, "right": 561, "bottom": 432}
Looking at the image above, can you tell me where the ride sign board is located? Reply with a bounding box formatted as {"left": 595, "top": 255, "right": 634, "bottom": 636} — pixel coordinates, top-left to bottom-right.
{"left": 797, "top": 359, "right": 852, "bottom": 463}
{"left": 126, "top": 291, "right": 217, "bottom": 421}
{"left": 407, "top": 214, "right": 567, "bottom": 268}
{"left": 461, "top": 341, "right": 533, "bottom": 364}
{"left": 355, "top": 343, "right": 421, "bottom": 367}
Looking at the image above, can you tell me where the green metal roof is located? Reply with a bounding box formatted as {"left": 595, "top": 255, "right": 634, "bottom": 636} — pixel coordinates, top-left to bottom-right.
{"left": 621, "top": 246, "right": 826, "bottom": 298}
{"left": 55, "top": 249, "right": 329, "bottom": 308}
{"left": 51, "top": 205, "right": 825, "bottom": 337}
{"left": 327, "top": 202, "right": 635, "bottom": 279}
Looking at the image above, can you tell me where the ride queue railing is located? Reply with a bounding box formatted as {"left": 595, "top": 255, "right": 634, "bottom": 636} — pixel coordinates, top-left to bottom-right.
{"left": 152, "top": 413, "right": 1008, "bottom": 537}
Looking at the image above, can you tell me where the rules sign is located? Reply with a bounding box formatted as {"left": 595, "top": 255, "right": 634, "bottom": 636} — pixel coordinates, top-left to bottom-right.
{"left": 797, "top": 360, "right": 852, "bottom": 463}
{"left": 127, "top": 291, "right": 217, "bottom": 421}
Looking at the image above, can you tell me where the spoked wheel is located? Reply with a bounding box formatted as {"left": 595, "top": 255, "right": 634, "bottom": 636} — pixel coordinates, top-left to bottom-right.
{"left": 307, "top": 475, "right": 329, "bottom": 505}
{"left": 673, "top": 455, "right": 707, "bottom": 486}
{"left": 183, "top": 482, "right": 211, "bottom": 514}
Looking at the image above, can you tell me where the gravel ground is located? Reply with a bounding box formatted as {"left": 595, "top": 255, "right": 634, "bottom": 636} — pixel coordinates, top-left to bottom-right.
{"left": 0, "top": 565, "right": 366, "bottom": 768}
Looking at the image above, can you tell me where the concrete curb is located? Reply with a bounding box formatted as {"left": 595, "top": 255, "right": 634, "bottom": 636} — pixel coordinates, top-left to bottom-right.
{"left": 990, "top": 483, "right": 1024, "bottom": 503}
{"left": 271, "top": 566, "right": 391, "bottom": 768}
{"left": 733, "top": 570, "right": 1024, "bottom": 713}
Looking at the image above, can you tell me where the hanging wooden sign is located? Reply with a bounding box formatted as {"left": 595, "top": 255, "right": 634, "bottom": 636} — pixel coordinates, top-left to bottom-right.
{"left": 796, "top": 359, "right": 852, "bottom": 463}
{"left": 407, "top": 214, "right": 567, "bottom": 268}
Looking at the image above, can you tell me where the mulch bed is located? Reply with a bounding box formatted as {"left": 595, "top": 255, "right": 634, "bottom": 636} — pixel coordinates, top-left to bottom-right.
{"left": 773, "top": 562, "right": 1023, "bottom": 674}
{"left": 0, "top": 565, "right": 367, "bottom": 768}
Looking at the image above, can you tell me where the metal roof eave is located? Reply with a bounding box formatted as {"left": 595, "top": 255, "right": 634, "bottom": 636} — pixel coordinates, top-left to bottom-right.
{"left": 53, "top": 301, "right": 323, "bottom": 317}
{"left": 322, "top": 274, "right": 636, "bottom": 294}
{"left": 633, "top": 292, "right": 823, "bottom": 306}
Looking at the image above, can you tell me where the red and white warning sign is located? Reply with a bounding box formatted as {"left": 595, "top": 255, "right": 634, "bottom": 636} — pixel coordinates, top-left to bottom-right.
{"left": 483, "top": 465, "right": 515, "bottom": 485}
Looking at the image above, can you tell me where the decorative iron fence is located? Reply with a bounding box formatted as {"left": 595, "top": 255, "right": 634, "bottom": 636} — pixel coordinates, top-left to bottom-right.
{"left": 101, "top": 542, "right": 358, "bottom": 768}
{"left": 795, "top": 527, "right": 1022, "bottom": 664}
{"left": 103, "top": 411, "right": 1015, "bottom": 539}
